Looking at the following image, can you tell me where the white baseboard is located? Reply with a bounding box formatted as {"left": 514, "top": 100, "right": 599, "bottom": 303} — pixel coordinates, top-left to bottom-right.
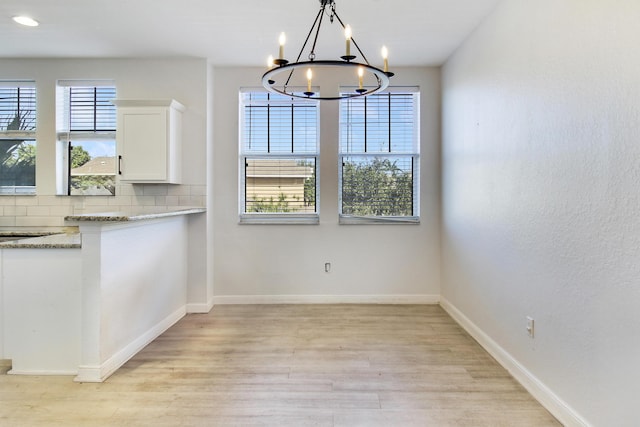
{"left": 74, "top": 306, "right": 186, "bottom": 383}
{"left": 212, "top": 294, "right": 440, "bottom": 305}
{"left": 440, "top": 297, "right": 590, "bottom": 427}
{"left": 8, "top": 368, "right": 78, "bottom": 376}
{"left": 186, "top": 300, "right": 214, "bottom": 313}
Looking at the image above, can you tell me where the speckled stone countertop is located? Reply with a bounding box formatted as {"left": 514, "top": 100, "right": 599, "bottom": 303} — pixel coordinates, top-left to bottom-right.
{"left": 0, "top": 231, "right": 81, "bottom": 249}
{"left": 0, "top": 209, "right": 205, "bottom": 249}
{"left": 64, "top": 207, "right": 205, "bottom": 222}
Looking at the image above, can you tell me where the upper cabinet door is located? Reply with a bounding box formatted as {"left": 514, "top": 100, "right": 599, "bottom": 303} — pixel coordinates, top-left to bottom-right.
{"left": 114, "top": 99, "right": 185, "bottom": 184}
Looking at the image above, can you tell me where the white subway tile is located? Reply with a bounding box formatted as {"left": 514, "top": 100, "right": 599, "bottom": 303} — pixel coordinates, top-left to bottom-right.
{"left": 133, "top": 196, "right": 157, "bottom": 206}
{"left": 167, "top": 185, "right": 190, "bottom": 197}
{"left": 37, "top": 196, "right": 64, "bottom": 206}
{"left": 108, "top": 196, "right": 132, "bottom": 206}
{"left": 143, "top": 185, "right": 168, "bottom": 196}
{"left": 15, "top": 196, "right": 38, "bottom": 206}
{"left": 84, "top": 196, "right": 112, "bottom": 206}
{"left": 117, "top": 184, "right": 137, "bottom": 196}
{"left": 0, "top": 196, "right": 16, "bottom": 206}
{"left": 165, "top": 196, "right": 180, "bottom": 206}
{"left": 16, "top": 216, "right": 63, "bottom": 227}
{"left": 190, "top": 185, "right": 206, "bottom": 196}
{"left": 179, "top": 196, "right": 205, "bottom": 206}
{"left": 27, "top": 206, "right": 51, "bottom": 216}
{"left": 3, "top": 206, "right": 27, "bottom": 216}
{"left": 0, "top": 217, "right": 17, "bottom": 227}
{"left": 49, "top": 206, "right": 74, "bottom": 217}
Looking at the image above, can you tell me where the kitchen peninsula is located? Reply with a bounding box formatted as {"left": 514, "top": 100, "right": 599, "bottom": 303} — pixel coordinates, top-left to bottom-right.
{"left": 0, "top": 208, "right": 205, "bottom": 382}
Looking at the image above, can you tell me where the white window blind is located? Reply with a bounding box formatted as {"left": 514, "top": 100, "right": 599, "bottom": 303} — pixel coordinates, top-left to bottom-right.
{"left": 57, "top": 83, "right": 116, "bottom": 136}
{"left": 0, "top": 82, "right": 36, "bottom": 134}
{"left": 339, "top": 88, "right": 420, "bottom": 223}
{"left": 240, "top": 90, "right": 319, "bottom": 222}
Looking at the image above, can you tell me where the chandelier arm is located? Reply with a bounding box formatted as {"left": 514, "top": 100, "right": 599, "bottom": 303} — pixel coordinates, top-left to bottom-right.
{"left": 309, "top": 2, "right": 327, "bottom": 60}
{"left": 297, "top": 7, "right": 324, "bottom": 63}
{"left": 284, "top": 6, "right": 325, "bottom": 88}
{"left": 331, "top": 10, "right": 371, "bottom": 65}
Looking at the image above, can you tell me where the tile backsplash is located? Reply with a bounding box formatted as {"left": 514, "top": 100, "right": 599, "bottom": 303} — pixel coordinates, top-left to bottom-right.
{"left": 0, "top": 184, "right": 206, "bottom": 227}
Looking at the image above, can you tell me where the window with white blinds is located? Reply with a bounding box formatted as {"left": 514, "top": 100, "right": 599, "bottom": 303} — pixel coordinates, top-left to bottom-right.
{"left": 339, "top": 88, "right": 420, "bottom": 223}
{"left": 56, "top": 81, "right": 117, "bottom": 196}
{"left": 0, "top": 81, "right": 36, "bottom": 195}
{"left": 240, "top": 90, "right": 319, "bottom": 223}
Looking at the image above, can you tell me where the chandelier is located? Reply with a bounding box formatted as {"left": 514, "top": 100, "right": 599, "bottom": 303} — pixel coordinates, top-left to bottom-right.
{"left": 262, "top": 0, "right": 394, "bottom": 101}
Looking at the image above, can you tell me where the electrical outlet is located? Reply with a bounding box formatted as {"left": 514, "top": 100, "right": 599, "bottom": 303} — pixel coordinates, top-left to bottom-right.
{"left": 324, "top": 262, "right": 331, "bottom": 273}
{"left": 526, "top": 316, "right": 535, "bottom": 338}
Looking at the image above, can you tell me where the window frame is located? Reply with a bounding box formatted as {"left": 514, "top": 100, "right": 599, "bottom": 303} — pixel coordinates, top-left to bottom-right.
{"left": 56, "top": 80, "right": 117, "bottom": 196}
{"left": 0, "top": 81, "right": 37, "bottom": 195}
{"left": 239, "top": 89, "right": 320, "bottom": 225}
{"left": 338, "top": 87, "right": 420, "bottom": 225}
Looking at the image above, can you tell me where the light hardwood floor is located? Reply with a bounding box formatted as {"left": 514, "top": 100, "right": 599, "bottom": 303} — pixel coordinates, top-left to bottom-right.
{"left": 0, "top": 304, "right": 560, "bottom": 426}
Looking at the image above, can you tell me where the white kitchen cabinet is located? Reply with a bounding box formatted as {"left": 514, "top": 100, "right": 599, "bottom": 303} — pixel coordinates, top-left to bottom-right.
{"left": 114, "top": 99, "right": 186, "bottom": 183}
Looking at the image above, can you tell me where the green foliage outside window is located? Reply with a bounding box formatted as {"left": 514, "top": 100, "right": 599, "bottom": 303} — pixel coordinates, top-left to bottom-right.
{"left": 342, "top": 158, "right": 413, "bottom": 216}
{"left": 0, "top": 111, "right": 36, "bottom": 189}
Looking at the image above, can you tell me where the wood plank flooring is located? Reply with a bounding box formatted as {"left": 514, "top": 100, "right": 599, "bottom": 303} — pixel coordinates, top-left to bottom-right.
{"left": 0, "top": 304, "right": 561, "bottom": 426}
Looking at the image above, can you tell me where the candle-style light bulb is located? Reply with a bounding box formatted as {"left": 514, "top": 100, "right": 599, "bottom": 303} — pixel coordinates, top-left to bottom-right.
{"left": 358, "top": 66, "right": 364, "bottom": 89}
{"left": 267, "top": 55, "right": 274, "bottom": 68}
{"left": 279, "top": 32, "right": 286, "bottom": 59}
{"left": 344, "top": 25, "right": 352, "bottom": 57}
{"left": 306, "top": 68, "right": 313, "bottom": 93}
{"left": 381, "top": 45, "right": 389, "bottom": 73}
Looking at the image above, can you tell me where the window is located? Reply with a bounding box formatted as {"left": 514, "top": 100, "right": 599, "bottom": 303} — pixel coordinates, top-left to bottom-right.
{"left": 0, "top": 81, "right": 36, "bottom": 195}
{"left": 56, "top": 81, "right": 116, "bottom": 196}
{"left": 239, "top": 90, "right": 319, "bottom": 224}
{"left": 339, "top": 88, "right": 420, "bottom": 223}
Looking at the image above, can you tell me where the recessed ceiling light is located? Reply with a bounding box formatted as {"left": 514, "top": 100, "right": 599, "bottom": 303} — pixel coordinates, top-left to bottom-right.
{"left": 12, "top": 16, "right": 39, "bottom": 27}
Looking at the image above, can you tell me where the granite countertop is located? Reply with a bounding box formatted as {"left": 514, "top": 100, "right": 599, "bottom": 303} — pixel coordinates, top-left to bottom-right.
{"left": 0, "top": 208, "right": 205, "bottom": 249}
{"left": 65, "top": 207, "right": 206, "bottom": 222}
{"left": 0, "top": 232, "right": 81, "bottom": 249}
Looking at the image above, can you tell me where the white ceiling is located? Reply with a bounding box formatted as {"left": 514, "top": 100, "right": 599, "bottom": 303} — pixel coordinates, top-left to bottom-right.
{"left": 0, "top": 0, "right": 501, "bottom": 66}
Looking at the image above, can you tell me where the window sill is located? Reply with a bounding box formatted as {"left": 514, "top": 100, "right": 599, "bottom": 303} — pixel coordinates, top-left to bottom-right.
{"left": 339, "top": 215, "right": 420, "bottom": 225}
{"left": 0, "top": 188, "right": 36, "bottom": 196}
{"left": 239, "top": 213, "right": 319, "bottom": 225}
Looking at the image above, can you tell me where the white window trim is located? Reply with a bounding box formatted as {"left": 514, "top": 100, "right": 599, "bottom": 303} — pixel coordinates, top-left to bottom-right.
{"left": 0, "top": 81, "right": 37, "bottom": 195}
{"left": 238, "top": 88, "right": 320, "bottom": 224}
{"left": 55, "top": 81, "right": 117, "bottom": 196}
{"left": 338, "top": 87, "right": 420, "bottom": 225}
{"left": 239, "top": 213, "right": 320, "bottom": 225}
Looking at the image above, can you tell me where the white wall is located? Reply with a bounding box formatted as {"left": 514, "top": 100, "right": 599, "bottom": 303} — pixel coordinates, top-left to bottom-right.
{"left": 76, "top": 216, "right": 190, "bottom": 382}
{"left": 2, "top": 247, "right": 81, "bottom": 374}
{"left": 442, "top": 1, "right": 640, "bottom": 425}
{"left": 212, "top": 67, "right": 441, "bottom": 302}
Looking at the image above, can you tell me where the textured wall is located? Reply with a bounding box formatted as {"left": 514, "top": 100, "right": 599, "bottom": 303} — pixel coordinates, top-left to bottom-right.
{"left": 442, "top": 1, "right": 640, "bottom": 425}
